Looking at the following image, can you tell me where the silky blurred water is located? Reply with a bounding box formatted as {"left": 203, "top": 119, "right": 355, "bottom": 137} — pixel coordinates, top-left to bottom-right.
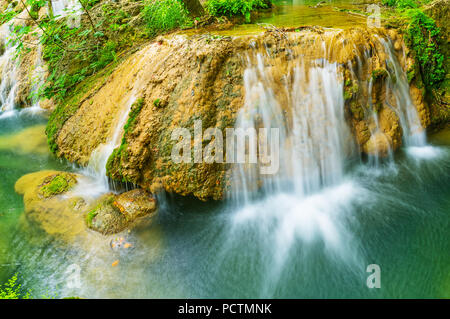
{"left": 0, "top": 111, "right": 449, "bottom": 298}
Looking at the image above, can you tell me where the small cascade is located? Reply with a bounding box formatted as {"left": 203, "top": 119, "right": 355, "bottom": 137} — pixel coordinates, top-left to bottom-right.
{"left": 51, "top": 0, "right": 82, "bottom": 18}
{"left": 75, "top": 96, "right": 137, "bottom": 197}
{"left": 379, "top": 37, "right": 426, "bottom": 147}
{"left": 0, "top": 23, "right": 18, "bottom": 117}
{"left": 229, "top": 39, "right": 361, "bottom": 273}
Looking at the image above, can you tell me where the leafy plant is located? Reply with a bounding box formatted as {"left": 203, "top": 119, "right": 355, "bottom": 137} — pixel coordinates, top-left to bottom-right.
{"left": 382, "top": 0, "right": 418, "bottom": 9}
{"left": 143, "top": 0, "right": 192, "bottom": 37}
{"left": 0, "top": 274, "right": 30, "bottom": 299}
{"left": 404, "top": 9, "right": 445, "bottom": 88}
{"left": 206, "top": 0, "right": 272, "bottom": 22}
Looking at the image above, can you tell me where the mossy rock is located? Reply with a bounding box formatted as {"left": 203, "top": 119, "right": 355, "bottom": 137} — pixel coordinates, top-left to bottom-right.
{"left": 85, "top": 189, "right": 157, "bottom": 235}
{"left": 38, "top": 173, "right": 77, "bottom": 198}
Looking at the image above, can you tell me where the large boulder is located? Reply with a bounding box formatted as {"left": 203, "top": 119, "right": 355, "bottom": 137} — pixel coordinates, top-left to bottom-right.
{"left": 49, "top": 28, "right": 432, "bottom": 200}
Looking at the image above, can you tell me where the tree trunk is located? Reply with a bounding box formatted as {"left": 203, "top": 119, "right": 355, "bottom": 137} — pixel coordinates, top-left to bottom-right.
{"left": 182, "top": 0, "right": 205, "bottom": 17}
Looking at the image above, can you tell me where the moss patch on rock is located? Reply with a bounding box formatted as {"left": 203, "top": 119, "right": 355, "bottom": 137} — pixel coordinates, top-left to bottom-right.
{"left": 38, "top": 173, "right": 77, "bottom": 198}
{"left": 85, "top": 189, "right": 157, "bottom": 235}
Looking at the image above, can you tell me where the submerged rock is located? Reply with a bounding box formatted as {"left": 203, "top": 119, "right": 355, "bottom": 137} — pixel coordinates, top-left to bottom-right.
{"left": 15, "top": 170, "right": 87, "bottom": 240}
{"left": 85, "top": 189, "right": 157, "bottom": 235}
{"left": 0, "top": 125, "right": 49, "bottom": 155}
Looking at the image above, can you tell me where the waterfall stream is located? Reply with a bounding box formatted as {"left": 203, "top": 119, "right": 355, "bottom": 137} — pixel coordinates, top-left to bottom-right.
{"left": 228, "top": 34, "right": 434, "bottom": 283}
{"left": 0, "top": 24, "right": 18, "bottom": 118}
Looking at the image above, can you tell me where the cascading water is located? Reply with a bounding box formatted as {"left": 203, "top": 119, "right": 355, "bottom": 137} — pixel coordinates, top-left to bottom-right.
{"left": 73, "top": 96, "right": 137, "bottom": 198}
{"left": 380, "top": 37, "right": 426, "bottom": 147}
{"left": 72, "top": 48, "right": 154, "bottom": 198}
{"left": 0, "top": 23, "right": 18, "bottom": 118}
{"left": 51, "top": 0, "right": 82, "bottom": 18}
{"left": 378, "top": 37, "right": 440, "bottom": 159}
{"left": 229, "top": 42, "right": 363, "bottom": 294}
{"left": 228, "top": 33, "right": 432, "bottom": 289}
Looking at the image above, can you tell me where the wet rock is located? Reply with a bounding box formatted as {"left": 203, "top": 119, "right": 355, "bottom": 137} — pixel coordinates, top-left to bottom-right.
{"left": 362, "top": 132, "right": 391, "bottom": 157}
{"left": 15, "top": 171, "right": 158, "bottom": 239}
{"left": 85, "top": 194, "right": 128, "bottom": 235}
{"left": 85, "top": 189, "right": 157, "bottom": 235}
{"left": 113, "top": 188, "right": 156, "bottom": 220}
{"left": 15, "top": 171, "right": 87, "bottom": 241}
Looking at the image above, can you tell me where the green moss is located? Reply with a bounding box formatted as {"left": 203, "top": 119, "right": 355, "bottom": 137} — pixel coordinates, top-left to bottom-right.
{"left": 402, "top": 9, "right": 445, "bottom": 89}
{"left": 153, "top": 98, "right": 161, "bottom": 108}
{"left": 39, "top": 173, "right": 76, "bottom": 198}
{"left": 371, "top": 68, "right": 388, "bottom": 81}
{"left": 85, "top": 209, "right": 98, "bottom": 227}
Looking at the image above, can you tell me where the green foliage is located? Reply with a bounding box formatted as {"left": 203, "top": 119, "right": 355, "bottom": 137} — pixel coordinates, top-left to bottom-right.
{"left": 404, "top": 9, "right": 445, "bottom": 88}
{"left": 0, "top": 274, "right": 30, "bottom": 299}
{"left": 46, "top": 58, "right": 120, "bottom": 153}
{"left": 206, "top": 0, "right": 271, "bottom": 22}
{"left": 382, "top": 0, "right": 418, "bottom": 9}
{"left": 123, "top": 98, "right": 145, "bottom": 135}
{"left": 143, "top": 0, "right": 192, "bottom": 37}
{"left": 4, "top": 0, "right": 148, "bottom": 104}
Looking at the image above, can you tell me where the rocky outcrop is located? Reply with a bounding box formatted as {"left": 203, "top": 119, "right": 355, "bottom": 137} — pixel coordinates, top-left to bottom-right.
{"left": 15, "top": 170, "right": 157, "bottom": 238}
{"left": 49, "top": 27, "right": 432, "bottom": 200}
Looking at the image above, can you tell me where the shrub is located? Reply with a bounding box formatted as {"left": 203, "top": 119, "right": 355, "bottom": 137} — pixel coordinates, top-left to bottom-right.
{"left": 0, "top": 274, "right": 30, "bottom": 299}
{"left": 382, "top": 0, "right": 418, "bottom": 9}
{"left": 143, "top": 0, "right": 192, "bottom": 37}
{"left": 206, "top": 0, "right": 272, "bottom": 22}
{"left": 404, "top": 9, "right": 445, "bottom": 88}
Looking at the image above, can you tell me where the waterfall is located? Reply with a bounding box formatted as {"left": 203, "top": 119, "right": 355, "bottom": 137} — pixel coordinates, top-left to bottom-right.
{"left": 379, "top": 37, "right": 426, "bottom": 148}
{"left": 232, "top": 49, "right": 354, "bottom": 203}
{"left": 0, "top": 23, "right": 18, "bottom": 118}
{"left": 228, "top": 33, "right": 431, "bottom": 274}
{"left": 73, "top": 96, "right": 137, "bottom": 197}
{"left": 51, "top": 0, "right": 82, "bottom": 18}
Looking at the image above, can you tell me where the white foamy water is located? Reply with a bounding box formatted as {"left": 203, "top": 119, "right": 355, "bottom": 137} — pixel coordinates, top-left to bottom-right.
{"left": 0, "top": 23, "right": 18, "bottom": 114}
{"left": 379, "top": 37, "right": 427, "bottom": 148}
{"left": 72, "top": 95, "right": 137, "bottom": 198}
{"left": 51, "top": 0, "right": 82, "bottom": 18}
{"left": 406, "top": 145, "right": 442, "bottom": 159}
{"left": 229, "top": 35, "right": 432, "bottom": 271}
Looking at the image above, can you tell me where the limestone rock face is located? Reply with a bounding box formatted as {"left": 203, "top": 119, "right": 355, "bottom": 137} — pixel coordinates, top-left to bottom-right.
{"left": 50, "top": 27, "right": 432, "bottom": 200}
{"left": 425, "top": 0, "right": 450, "bottom": 42}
